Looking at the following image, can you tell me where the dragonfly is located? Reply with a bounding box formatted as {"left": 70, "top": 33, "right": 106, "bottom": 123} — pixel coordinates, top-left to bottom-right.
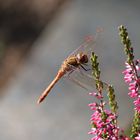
{"left": 37, "top": 31, "right": 108, "bottom": 104}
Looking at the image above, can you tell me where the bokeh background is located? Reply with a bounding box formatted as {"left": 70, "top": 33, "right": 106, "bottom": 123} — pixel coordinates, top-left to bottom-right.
{"left": 0, "top": 0, "right": 140, "bottom": 140}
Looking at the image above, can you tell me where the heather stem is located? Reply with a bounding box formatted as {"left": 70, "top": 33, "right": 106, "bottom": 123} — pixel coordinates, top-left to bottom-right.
{"left": 90, "top": 52, "right": 119, "bottom": 139}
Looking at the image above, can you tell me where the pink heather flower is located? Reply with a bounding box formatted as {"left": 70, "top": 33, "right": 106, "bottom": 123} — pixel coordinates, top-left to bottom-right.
{"left": 128, "top": 90, "right": 138, "bottom": 98}
{"left": 123, "top": 74, "right": 133, "bottom": 83}
{"left": 128, "top": 82, "right": 137, "bottom": 91}
{"left": 123, "top": 60, "right": 140, "bottom": 112}
{"left": 88, "top": 103, "right": 98, "bottom": 111}
{"left": 123, "top": 62, "right": 133, "bottom": 83}
{"left": 128, "top": 81, "right": 139, "bottom": 98}
{"left": 135, "top": 133, "right": 140, "bottom": 140}
{"left": 88, "top": 104, "right": 120, "bottom": 139}
{"left": 134, "top": 96, "right": 140, "bottom": 113}
{"left": 89, "top": 92, "right": 103, "bottom": 99}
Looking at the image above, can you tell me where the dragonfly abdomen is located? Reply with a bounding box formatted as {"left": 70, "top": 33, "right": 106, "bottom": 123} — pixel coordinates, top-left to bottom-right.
{"left": 37, "top": 70, "right": 64, "bottom": 104}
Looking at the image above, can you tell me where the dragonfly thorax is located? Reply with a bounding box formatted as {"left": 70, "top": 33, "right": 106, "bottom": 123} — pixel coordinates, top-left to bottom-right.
{"left": 61, "top": 52, "right": 88, "bottom": 72}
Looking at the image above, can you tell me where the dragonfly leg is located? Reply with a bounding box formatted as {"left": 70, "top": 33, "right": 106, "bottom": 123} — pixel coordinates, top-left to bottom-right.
{"left": 80, "top": 64, "right": 91, "bottom": 71}
{"left": 67, "top": 69, "right": 74, "bottom": 77}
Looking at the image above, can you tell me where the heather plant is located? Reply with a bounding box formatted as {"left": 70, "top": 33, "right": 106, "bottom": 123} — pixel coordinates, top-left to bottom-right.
{"left": 88, "top": 25, "right": 140, "bottom": 140}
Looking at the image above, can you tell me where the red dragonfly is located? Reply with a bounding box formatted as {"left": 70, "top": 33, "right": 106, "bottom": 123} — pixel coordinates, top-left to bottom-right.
{"left": 37, "top": 30, "right": 107, "bottom": 104}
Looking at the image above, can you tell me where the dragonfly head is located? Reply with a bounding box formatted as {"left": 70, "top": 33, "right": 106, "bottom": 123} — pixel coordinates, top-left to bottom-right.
{"left": 77, "top": 52, "right": 88, "bottom": 64}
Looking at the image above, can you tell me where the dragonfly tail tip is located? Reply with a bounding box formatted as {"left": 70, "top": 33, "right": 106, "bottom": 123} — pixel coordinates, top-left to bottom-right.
{"left": 37, "top": 95, "right": 46, "bottom": 104}
{"left": 37, "top": 99, "right": 42, "bottom": 104}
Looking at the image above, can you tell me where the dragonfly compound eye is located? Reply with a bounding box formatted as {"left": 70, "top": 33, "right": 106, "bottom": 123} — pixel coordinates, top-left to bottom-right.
{"left": 77, "top": 53, "right": 88, "bottom": 63}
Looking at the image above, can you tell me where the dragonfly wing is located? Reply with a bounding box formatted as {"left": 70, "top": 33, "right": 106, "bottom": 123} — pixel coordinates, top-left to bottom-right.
{"left": 67, "top": 37, "right": 95, "bottom": 59}
{"left": 67, "top": 29, "right": 103, "bottom": 59}
{"left": 67, "top": 75, "right": 90, "bottom": 91}
{"left": 65, "top": 68, "right": 98, "bottom": 92}
{"left": 78, "top": 68, "right": 108, "bottom": 90}
{"left": 65, "top": 65, "right": 108, "bottom": 92}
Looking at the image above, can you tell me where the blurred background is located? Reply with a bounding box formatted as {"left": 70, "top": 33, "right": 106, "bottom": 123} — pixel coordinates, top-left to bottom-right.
{"left": 0, "top": 0, "right": 140, "bottom": 139}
